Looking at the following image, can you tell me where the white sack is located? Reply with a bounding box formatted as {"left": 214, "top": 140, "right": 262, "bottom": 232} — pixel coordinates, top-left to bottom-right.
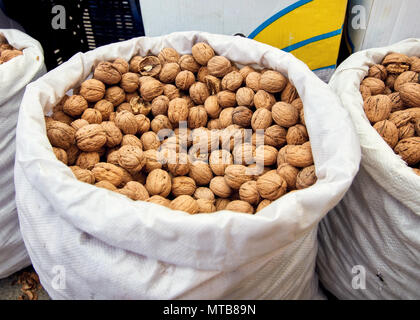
{"left": 318, "top": 39, "right": 420, "bottom": 300}
{"left": 0, "top": 29, "right": 45, "bottom": 278}
{"left": 14, "top": 31, "right": 360, "bottom": 299}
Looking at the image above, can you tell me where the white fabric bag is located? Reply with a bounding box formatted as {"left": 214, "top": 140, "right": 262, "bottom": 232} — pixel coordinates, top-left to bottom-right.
{"left": 318, "top": 39, "right": 420, "bottom": 300}
{"left": 14, "top": 31, "right": 360, "bottom": 299}
{"left": 0, "top": 29, "right": 45, "bottom": 278}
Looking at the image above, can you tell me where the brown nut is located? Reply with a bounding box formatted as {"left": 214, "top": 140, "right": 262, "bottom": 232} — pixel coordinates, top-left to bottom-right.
{"left": 254, "top": 90, "right": 276, "bottom": 110}
{"left": 207, "top": 119, "right": 222, "bottom": 130}
{"left": 94, "top": 100, "right": 114, "bottom": 121}
{"left": 70, "top": 166, "right": 95, "bottom": 184}
{"left": 99, "top": 121, "right": 122, "bottom": 148}
{"left": 151, "top": 115, "right": 173, "bottom": 135}
{"left": 134, "top": 114, "right": 151, "bottom": 135}
{"left": 207, "top": 56, "right": 232, "bottom": 77}
{"left": 130, "top": 96, "right": 152, "bottom": 116}
{"left": 146, "top": 195, "right": 171, "bottom": 208}
{"left": 245, "top": 72, "right": 261, "bottom": 92}
{"left": 81, "top": 108, "right": 102, "bottom": 124}
{"left": 232, "top": 143, "right": 255, "bottom": 165}
{"left": 63, "top": 95, "right": 88, "bottom": 117}
{"left": 117, "top": 181, "right": 149, "bottom": 201}
{"left": 141, "top": 131, "right": 161, "bottom": 151}
{"left": 112, "top": 58, "right": 129, "bottom": 74}
{"left": 145, "top": 169, "right": 171, "bottom": 197}
{"left": 138, "top": 56, "right": 162, "bottom": 76}
{"left": 398, "top": 122, "right": 415, "bottom": 140}
{"left": 394, "top": 71, "right": 419, "bottom": 92}
{"left": 178, "top": 54, "right": 201, "bottom": 73}
{"left": 236, "top": 87, "right": 254, "bottom": 107}
{"left": 105, "top": 86, "right": 126, "bottom": 107}
{"left": 189, "top": 82, "right": 210, "bottom": 105}
{"left": 368, "top": 64, "right": 388, "bottom": 80}
{"left": 399, "top": 83, "right": 420, "bottom": 108}
{"left": 209, "top": 176, "right": 232, "bottom": 198}
{"left": 279, "top": 143, "right": 313, "bottom": 167}
{"left": 209, "top": 149, "right": 233, "bottom": 176}
{"left": 232, "top": 106, "right": 253, "bottom": 127}
{"left": 95, "top": 180, "right": 118, "bottom": 191}
{"left": 115, "top": 110, "right": 138, "bottom": 135}
{"left": 52, "top": 111, "right": 73, "bottom": 125}
{"left": 394, "top": 137, "right": 420, "bottom": 166}
{"left": 415, "top": 118, "right": 420, "bottom": 136}
{"left": 296, "top": 165, "right": 317, "bottom": 190}
{"left": 382, "top": 53, "right": 410, "bottom": 74}
{"left": 254, "top": 145, "right": 278, "bottom": 166}
{"left": 221, "top": 71, "right": 243, "bottom": 91}
{"left": 264, "top": 125, "right": 287, "bottom": 148}
{"left": 373, "top": 120, "right": 399, "bottom": 148}
{"left": 239, "top": 180, "right": 260, "bottom": 205}
{"left": 175, "top": 70, "right": 195, "bottom": 90}
{"left": 158, "top": 47, "right": 180, "bottom": 64}
{"left": 256, "top": 199, "right": 272, "bottom": 212}
{"left": 259, "top": 70, "right": 287, "bottom": 93}
{"left": 128, "top": 56, "right": 142, "bottom": 73}
{"left": 120, "top": 72, "right": 139, "bottom": 93}
{"left": 286, "top": 124, "right": 309, "bottom": 145}
{"left": 219, "top": 107, "right": 234, "bottom": 128}
{"left": 256, "top": 170, "right": 287, "bottom": 200}
{"left": 194, "top": 187, "right": 215, "bottom": 201}
{"left": 189, "top": 161, "right": 213, "bottom": 186}
{"left": 281, "top": 82, "right": 299, "bottom": 103}
{"left": 151, "top": 95, "right": 169, "bottom": 116}
{"left": 239, "top": 66, "right": 256, "bottom": 81}
{"left": 170, "top": 195, "right": 199, "bottom": 214}
{"left": 76, "top": 152, "right": 100, "bottom": 170}
{"left": 388, "top": 92, "right": 405, "bottom": 112}
{"left": 361, "top": 77, "right": 385, "bottom": 95}
{"left": 205, "top": 75, "right": 222, "bottom": 95}
{"left": 0, "top": 49, "right": 22, "bottom": 62}
{"left": 224, "top": 164, "right": 252, "bottom": 189}
{"left": 215, "top": 198, "right": 230, "bottom": 211}
{"left": 53, "top": 147, "right": 68, "bottom": 165}
{"left": 192, "top": 42, "right": 215, "bottom": 65}
{"left": 360, "top": 85, "right": 372, "bottom": 101}
{"left": 225, "top": 200, "right": 254, "bottom": 214}
{"left": 197, "top": 66, "right": 210, "bottom": 83}
{"left": 142, "top": 149, "right": 162, "bottom": 173}
{"left": 363, "top": 95, "right": 392, "bottom": 123}
{"left": 93, "top": 61, "right": 122, "bottom": 85}
{"left": 168, "top": 97, "right": 189, "bottom": 124}
{"left": 159, "top": 62, "right": 181, "bottom": 83}
{"left": 217, "top": 90, "right": 237, "bottom": 108}
{"left": 389, "top": 110, "right": 412, "bottom": 128}
{"left": 80, "top": 79, "right": 105, "bottom": 102}
{"left": 196, "top": 199, "right": 216, "bottom": 213}
{"left": 171, "top": 176, "right": 196, "bottom": 197}
{"left": 46, "top": 120, "right": 76, "bottom": 150}
{"left": 140, "top": 79, "right": 164, "bottom": 102}
{"left": 75, "top": 124, "right": 107, "bottom": 152}
{"left": 204, "top": 95, "right": 222, "bottom": 119}
{"left": 117, "top": 145, "right": 145, "bottom": 173}
{"left": 66, "top": 145, "right": 80, "bottom": 165}
{"left": 167, "top": 153, "right": 190, "bottom": 176}
{"left": 272, "top": 102, "right": 299, "bottom": 128}
{"left": 276, "top": 163, "right": 299, "bottom": 190}
{"left": 251, "top": 108, "right": 272, "bottom": 131}
{"left": 188, "top": 106, "right": 208, "bottom": 129}
{"left": 92, "top": 162, "right": 125, "bottom": 186}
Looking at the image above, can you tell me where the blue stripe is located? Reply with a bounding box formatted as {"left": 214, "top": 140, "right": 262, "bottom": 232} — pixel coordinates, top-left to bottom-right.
{"left": 312, "top": 64, "right": 336, "bottom": 72}
{"left": 248, "top": 0, "right": 313, "bottom": 39}
{"left": 281, "top": 28, "right": 343, "bottom": 52}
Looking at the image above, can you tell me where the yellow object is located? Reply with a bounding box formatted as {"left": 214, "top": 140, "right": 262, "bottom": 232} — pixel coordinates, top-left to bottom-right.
{"left": 249, "top": 0, "right": 348, "bottom": 71}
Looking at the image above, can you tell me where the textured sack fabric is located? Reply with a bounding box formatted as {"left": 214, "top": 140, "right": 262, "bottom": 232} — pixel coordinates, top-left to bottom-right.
{"left": 0, "top": 29, "right": 46, "bottom": 278}
{"left": 318, "top": 39, "right": 420, "bottom": 300}
{"left": 14, "top": 31, "right": 360, "bottom": 299}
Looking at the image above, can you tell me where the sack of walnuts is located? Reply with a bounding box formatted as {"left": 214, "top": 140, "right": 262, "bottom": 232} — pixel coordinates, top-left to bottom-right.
{"left": 14, "top": 31, "right": 359, "bottom": 299}
{"left": 0, "top": 29, "right": 46, "bottom": 278}
{"left": 318, "top": 39, "right": 420, "bottom": 299}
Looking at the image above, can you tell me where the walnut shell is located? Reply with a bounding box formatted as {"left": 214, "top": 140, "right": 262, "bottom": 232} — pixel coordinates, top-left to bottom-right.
{"left": 197, "top": 66, "right": 210, "bottom": 83}
{"left": 175, "top": 70, "right": 195, "bottom": 90}
{"left": 170, "top": 195, "right": 199, "bottom": 214}
{"left": 388, "top": 92, "right": 404, "bottom": 112}
{"left": 53, "top": 147, "right": 68, "bottom": 165}
{"left": 117, "top": 145, "right": 145, "bottom": 173}
{"left": 151, "top": 95, "right": 170, "bottom": 116}
{"left": 225, "top": 200, "right": 254, "bottom": 214}
{"left": 75, "top": 124, "right": 107, "bottom": 152}
{"left": 207, "top": 119, "right": 222, "bottom": 130}
{"left": 215, "top": 198, "right": 230, "bottom": 211}
{"left": 389, "top": 110, "right": 412, "bottom": 128}
{"left": 52, "top": 111, "right": 73, "bottom": 125}
{"left": 119, "top": 72, "right": 139, "bottom": 93}
{"left": 189, "top": 82, "right": 210, "bottom": 105}
{"left": 138, "top": 56, "right": 162, "bottom": 76}
{"left": 0, "top": 49, "right": 22, "bottom": 62}
{"left": 205, "top": 75, "right": 222, "bottom": 95}
{"left": 232, "top": 106, "right": 253, "bottom": 127}
{"left": 373, "top": 120, "right": 399, "bottom": 148}
{"left": 363, "top": 95, "right": 392, "bottom": 123}
{"left": 399, "top": 83, "right": 420, "bottom": 108}
{"left": 204, "top": 95, "right": 222, "bottom": 119}
{"left": 189, "top": 161, "right": 213, "bottom": 186}
{"left": 256, "top": 199, "right": 272, "bottom": 212}
{"left": 159, "top": 62, "right": 181, "bottom": 83}
{"left": 245, "top": 72, "right": 261, "bottom": 92}
{"left": 232, "top": 143, "right": 255, "bottom": 165}
{"left": 259, "top": 70, "right": 287, "bottom": 93}
{"left": 207, "top": 56, "right": 232, "bottom": 77}
{"left": 209, "top": 176, "right": 232, "bottom": 198}
{"left": 286, "top": 124, "right": 309, "bottom": 145}
{"left": 209, "top": 149, "right": 233, "bottom": 176}
{"left": 279, "top": 143, "right": 313, "bottom": 168}
{"left": 254, "top": 145, "right": 278, "bottom": 166}
{"left": 105, "top": 86, "right": 126, "bottom": 107}
{"left": 93, "top": 61, "right": 122, "bottom": 85}
{"left": 94, "top": 100, "right": 114, "bottom": 121}
{"left": 251, "top": 108, "right": 272, "bottom": 130}
{"left": 76, "top": 152, "right": 100, "bottom": 170}
{"left": 239, "top": 181, "right": 260, "bottom": 205}
{"left": 167, "top": 153, "right": 190, "bottom": 176}
{"left": 276, "top": 163, "right": 299, "bottom": 190}
{"left": 192, "top": 42, "right": 215, "bottom": 65}
{"left": 368, "top": 64, "right": 387, "bottom": 80}
{"left": 63, "top": 95, "right": 88, "bottom": 117}
{"left": 394, "top": 137, "right": 420, "bottom": 166}
{"left": 394, "top": 71, "right": 419, "bottom": 92}
{"left": 196, "top": 199, "right": 216, "bottom": 213}
{"left": 146, "top": 195, "right": 171, "bottom": 208}
{"left": 236, "top": 87, "right": 254, "bottom": 107}
{"left": 142, "top": 149, "right": 162, "bottom": 173}
{"left": 398, "top": 122, "right": 415, "bottom": 140}
{"left": 359, "top": 85, "right": 372, "bottom": 101}
{"left": 129, "top": 56, "right": 142, "bottom": 73}
{"left": 219, "top": 107, "right": 235, "bottom": 128}
{"left": 112, "top": 58, "right": 129, "bottom": 74}
{"left": 115, "top": 110, "right": 138, "bottom": 135}
{"left": 92, "top": 162, "right": 125, "bottom": 186}
{"left": 66, "top": 145, "right": 80, "bottom": 166}
{"left": 150, "top": 115, "right": 173, "bottom": 135}
{"left": 81, "top": 108, "right": 102, "bottom": 124}
{"left": 95, "top": 180, "right": 118, "bottom": 191}
{"left": 168, "top": 98, "right": 189, "bottom": 124}
{"left": 188, "top": 106, "right": 208, "bottom": 129}
{"left": 221, "top": 71, "right": 243, "bottom": 91}
{"left": 224, "top": 164, "right": 252, "bottom": 189}
{"left": 171, "top": 176, "right": 196, "bottom": 197}
{"left": 296, "top": 165, "right": 317, "bottom": 190}
{"left": 415, "top": 118, "right": 420, "bottom": 136}
{"left": 256, "top": 170, "right": 287, "bottom": 200}
{"left": 117, "top": 181, "right": 149, "bottom": 201}
{"left": 264, "top": 125, "right": 287, "bottom": 148}
{"left": 158, "top": 47, "right": 180, "bottom": 64}
{"left": 140, "top": 79, "right": 164, "bottom": 102}
{"left": 361, "top": 77, "right": 385, "bottom": 95}
{"left": 145, "top": 169, "right": 171, "bottom": 197}
{"left": 193, "top": 187, "right": 215, "bottom": 201}
{"left": 272, "top": 102, "right": 299, "bottom": 128}
{"left": 382, "top": 53, "right": 410, "bottom": 74}
{"left": 217, "top": 90, "right": 237, "bottom": 108}
{"left": 141, "top": 131, "right": 161, "bottom": 151}
{"left": 281, "top": 82, "right": 298, "bottom": 103}
{"left": 239, "top": 66, "right": 256, "bottom": 81}
{"left": 178, "top": 54, "right": 201, "bottom": 73}
{"left": 46, "top": 121, "right": 76, "bottom": 150}
{"left": 80, "top": 79, "right": 105, "bottom": 102}
{"left": 70, "top": 166, "right": 95, "bottom": 184}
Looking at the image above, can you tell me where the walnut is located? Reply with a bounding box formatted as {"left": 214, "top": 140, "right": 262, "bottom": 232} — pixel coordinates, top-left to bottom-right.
{"left": 112, "top": 58, "right": 129, "bottom": 74}
{"left": 95, "top": 180, "right": 118, "bottom": 191}
{"left": 92, "top": 162, "right": 125, "bottom": 186}
{"left": 207, "top": 56, "right": 232, "bottom": 77}
{"left": 394, "top": 137, "right": 420, "bottom": 166}
{"left": 52, "top": 111, "right": 73, "bottom": 125}
{"left": 399, "top": 83, "right": 420, "bottom": 108}
{"left": 217, "top": 90, "right": 237, "bottom": 108}
{"left": 296, "top": 165, "right": 317, "bottom": 190}
{"left": 254, "top": 145, "right": 278, "bottom": 166}
{"left": 361, "top": 77, "right": 385, "bottom": 95}
{"left": 158, "top": 47, "right": 180, "bottom": 64}
{"left": 209, "top": 176, "right": 232, "bottom": 198}
{"left": 138, "top": 56, "right": 162, "bottom": 76}
{"left": 146, "top": 195, "right": 171, "bottom": 207}
{"left": 98, "top": 121, "right": 122, "bottom": 148}
{"left": 239, "top": 66, "right": 256, "bottom": 81}
{"left": 197, "top": 66, "right": 210, "bottom": 82}
{"left": 286, "top": 124, "right": 309, "bottom": 145}
{"left": 93, "top": 100, "right": 113, "bottom": 121}
{"left": 215, "top": 198, "right": 230, "bottom": 211}
{"left": 63, "top": 95, "right": 88, "bottom": 117}
{"left": 225, "top": 200, "right": 254, "bottom": 214}
{"left": 368, "top": 64, "right": 387, "bottom": 80}
{"left": 53, "top": 147, "right": 68, "bottom": 165}
{"left": 239, "top": 181, "right": 260, "bottom": 205}
{"left": 179, "top": 54, "right": 200, "bottom": 73}
{"left": 93, "top": 61, "right": 122, "bottom": 85}
{"left": 259, "top": 70, "right": 287, "bottom": 93}
{"left": 388, "top": 92, "right": 404, "bottom": 112}
{"left": 174, "top": 70, "right": 195, "bottom": 91}
{"left": 66, "top": 145, "right": 80, "bottom": 165}
{"left": 81, "top": 108, "right": 102, "bottom": 124}
{"left": 129, "top": 55, "right": 142, "bottom": 73}
{"left": 245, "top": 72, "right": 261, "bottom": 92}
{"left": 264, "top": 125, "right": 287, "bottom": 148}
{"left": 251, "top": 108, "right": 272, "bottom": 130}
{"left": 167, "top": 97, "right": 189, "bottom": 125}
{"left": 394, "top": 71, "right": 419, "bottom": 92}
{"left": 363, "top": 95, "right": 392, "bottom": 123}
{"left": 359, "top": 85, "right": 372, "bottom": 101}
{"left": 224, "top": 164, "right": 252, "bottom": 189}
{"left": 145, "top": 169, "right": 171, "bottom": 197}
{"left": 276, "top": 163, "right": 299, "bottom": 190}
{"left": 411, "top": 57, "right": 420, "bottom": 72}
{"left": 236, "top": 87, "right": 254, "bottom": 107}
{"left": 415, "top": 118, "right": 420, "bottom": 136}
{"left": 281, "top": 82, "right": 298, "bottom": 103}
{"left": 193, "top": 187, "right": 215, "bottom": 201}
{"left": 232, "top": 106, "right": 253, "bottom": 127}
{"left": 151, "top": 95, "right": 169, "bottom": 116}
{"left": 371, "top": 120, "right": 398, "bottom": 148}
{"left": 134, "top": 114, "right": 150, "bottom": 135}
{"left": 188, "top": 106, "right": 208, "bottom": 129}
{"left": 219, "top": 107, "right": 235, "bottom": 128}
{"left": 192, "top": 42, "right": 215, "bottom": 65}
{"left": 75, "top": 124, "right": 107, "bottom": 152}
{"left": 171, "top": 176, "right": 196, "bottom": 197}
{"left": 47, "top": 120, "right": 76, "bottom": 150}
{"left": 278, "top": 143, "right": 313, "bottom": 167}
{"left": 382, "top": 53, "right": 410, "bottom": 74}
{"left": 115, "top": 110, "right": 138, "bottom": 135}
{"left": 76, "top": 152, "right": 100, "bottom": 170}
{"left": 118, "top": 167, "right": 134, "bottom": 187}
{"left": 80, "top": 79, "right": 105, "bottom": 102}
{"left": 221, "top": 71, "right": 243, "bottom": 91}
{"left": 116, "top": 181, "right": 149, "bottom": 201}
{"left": 189, "top": 82, "right": 210, "bottom": 104}
{"left": 256, "top": 199, "right": 272, "bottom": 212}
{"left": 209, "top": 149, "right": 233, "bottom": 176}
{"left": 232, "top": 143, "right": 255, "bottom": 165}
{"left": 398, "top": 122, "right": 415, "bottom": 140}
{"left": 168, "top": 153, "right": 190, "bottom": 176}
{"left": 70, "top": 166, "right": 95, "bottom": 184}
{"left": 130, "top": 96, "right": 152, "bottom": 116}
{"left": 170, "top": 195, "right": 199, "bottom": 214}
{"left": 140, "top": 79, "right": 164, "bottom": 102}
{"left": 119, "top": 72, "right": 139, "bottom": 93}
{"left": 117, "top": 145, "right": 145, "bottom": 173}
{"left": 256, "top": 170, "right": 287, "bottom": 200}
{"left": 141, "top": 131, "right": 161, "bottom": 150}
{"left": 159, "top": 62, "right": 181, "bottom": 83}
{"left": 181, "top": 94, "right": 194, "bottom": 108}
{"left": 204, "top": 95, "right": 221, "bottom": 119}
{"left": 196, "top": 199, "right": 216, "bottom": 213}
{"left": 207, "top": 119, "right": 222, "bottom": 130}
{"left": 189, "top": 161, "right": 213, "bottom": 186}
{"left": 140, "top": 149, "right": 161, "bottom": 173}
{"left": 149, "top": 116, "right": 171, "bottom": 135}
{"left": 191, "top": 127, "right": 219, "bottom": 152}
{"left": 0, "top": 49, "right": 22, "bottom": 62}
{"left": 272, "top": 102, "right": 299, "bottom": 128}
{"left": 105, "top": 86, "right": 126, "bottom": 107}
{"left": 205, "top": 75, "right": 222, "bottom": 95}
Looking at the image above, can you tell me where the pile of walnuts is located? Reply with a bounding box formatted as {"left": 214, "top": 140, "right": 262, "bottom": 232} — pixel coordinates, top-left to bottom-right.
{"left": 0, "top": 34, "right": 23, "bottom": 65}
{"left": 45, "top": 42, "right": 316, "bottom": 214}
{"left": 361, "top": 53, "right": 420, "bottom": 175}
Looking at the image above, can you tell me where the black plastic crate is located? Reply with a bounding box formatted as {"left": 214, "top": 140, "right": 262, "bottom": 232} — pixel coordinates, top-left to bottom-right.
{"left": 1, "top": 0, "right": 145, "bottom": 70}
